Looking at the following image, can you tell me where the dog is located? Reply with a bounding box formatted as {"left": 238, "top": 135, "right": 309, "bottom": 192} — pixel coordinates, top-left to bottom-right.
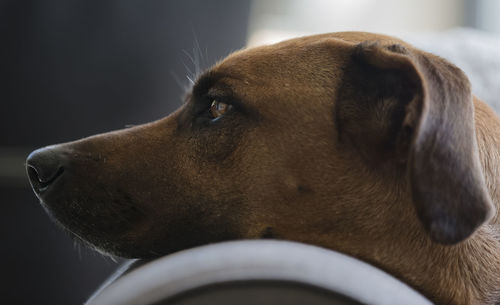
{"left": 26, "top": 32, "right": 500, "bottom": 305}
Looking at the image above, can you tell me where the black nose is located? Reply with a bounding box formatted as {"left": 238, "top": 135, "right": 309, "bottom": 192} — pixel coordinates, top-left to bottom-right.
{"left": 26, "top": 147, "right": 65, "bottom": 194}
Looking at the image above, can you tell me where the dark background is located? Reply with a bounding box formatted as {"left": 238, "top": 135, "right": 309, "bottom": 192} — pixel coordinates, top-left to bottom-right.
{"left": 0, "top": 1, "right": 251, "bottom": 304}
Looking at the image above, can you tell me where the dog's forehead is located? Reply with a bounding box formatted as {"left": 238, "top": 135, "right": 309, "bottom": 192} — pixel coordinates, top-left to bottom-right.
{"left": 210, "top": 39, "right": 341, "bottom": 90}
{"left": 196, "top": 32, "right": 416, "bottom": 112}
{"left": 212, "top": 32, "right": 410, "bottom": 80}
{"left": 215, "top": 36, "right": 343, "bottom": 74}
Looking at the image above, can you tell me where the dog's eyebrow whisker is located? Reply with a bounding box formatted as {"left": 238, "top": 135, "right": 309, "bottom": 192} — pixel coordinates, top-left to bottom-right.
{"left": 181, "top": 32, "right": 207, "bottom": 89}
{"left": 193, "top": 47, "right": 201, "bottom": 78}
{"left": 191, "top": 29, "right": 204, "bottom": 77}
{"left": 182, "top": 49, "right": 196, "bottom": 67}
{"left": 181, "top": 50, "right": 201, "bottom": 84}
{"left": 204, "top": 46, "right": 209, "bottom": 70}
{"left": 181, "top": 57, "right": 195, "bottom": 80}
{"left": 170, "top": 71, "right": 192, "bottom": 99}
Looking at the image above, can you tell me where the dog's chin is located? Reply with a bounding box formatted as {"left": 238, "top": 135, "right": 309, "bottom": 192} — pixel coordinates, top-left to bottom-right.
{"left": 36, "top": 184, "right": 244, "bottom": 259}
{"left": 39, "top": 201, "right": 233, "bottom": 259}
{"left": 64, "top": 224, "right": 234, "bottom": 259}
{"left": 44, "top": 209, "right": 145, "bottom": 258}
{"left": 36, "top": 197, "right": 156, "bottom": 258}
{"left": 68, "top": 219, "right": 244, "bottom": 259}
{"left": 67, "top": 232, "right": 153, "bottom": 259}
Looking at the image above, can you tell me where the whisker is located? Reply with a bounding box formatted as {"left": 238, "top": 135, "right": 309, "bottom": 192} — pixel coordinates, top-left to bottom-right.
{"left": 171, "top": 71, "right": 191, "bottom": 106}
{"left": 192, "top": 33, "right": 202, "bottom": 77}
{"left": 181, "top": 51, "right": 195, "bottom": 78}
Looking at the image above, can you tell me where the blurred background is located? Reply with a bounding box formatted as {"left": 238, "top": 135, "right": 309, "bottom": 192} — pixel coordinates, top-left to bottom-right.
{"left": 1, "top": 1, "right": 499, "bottom": 304}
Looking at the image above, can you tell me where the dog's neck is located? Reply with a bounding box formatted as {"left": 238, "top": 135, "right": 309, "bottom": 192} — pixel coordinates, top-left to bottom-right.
{"left": 324, "top": 99, "right": 500, "bottom": 305}
{"left": 392, "top": 226, "right": 500, "bottom": 305}
{"left": 392, "top": 98, "right": 500, "bottom": 305}
{"left": 389, "top": 98, "right": 500, "bottom": 305}
{"left": 326, "top": 203, "right": 500, "bottom": 305}
{"left": 475, "top": 98, "right": 500, "bottom": 225}
{"left": 278, "top": 98, "right": 500, "bottom": 304}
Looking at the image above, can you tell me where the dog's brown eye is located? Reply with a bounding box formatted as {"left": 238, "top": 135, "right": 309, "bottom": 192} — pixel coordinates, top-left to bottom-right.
{"left": 209, "top": 100, "right": 232, "bottom": 119}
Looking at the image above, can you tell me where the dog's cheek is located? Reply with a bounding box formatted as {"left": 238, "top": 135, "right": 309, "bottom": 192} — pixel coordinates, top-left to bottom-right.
{"left": 110, "top": 144, "right": 252, "bottom": 257}
{"left": 131, "top": 194, "right": 250, "bottom": 257}
{"left": 188, "top": 123, "right": 244, "bottom": 163}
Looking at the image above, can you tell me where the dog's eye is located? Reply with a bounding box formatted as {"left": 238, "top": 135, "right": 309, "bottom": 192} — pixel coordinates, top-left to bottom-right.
{"left": 209, "top": 100, "right": 232, "bottom": 119}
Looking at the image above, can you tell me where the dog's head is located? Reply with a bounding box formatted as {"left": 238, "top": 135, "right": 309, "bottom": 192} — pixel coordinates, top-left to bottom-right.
{"left": 26, "top": 32, "right": 494, "bottom": 260}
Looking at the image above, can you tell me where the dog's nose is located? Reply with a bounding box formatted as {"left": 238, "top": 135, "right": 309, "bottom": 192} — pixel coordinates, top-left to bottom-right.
{"left": 26, "top": 147, "right": 65, "bottom": 194}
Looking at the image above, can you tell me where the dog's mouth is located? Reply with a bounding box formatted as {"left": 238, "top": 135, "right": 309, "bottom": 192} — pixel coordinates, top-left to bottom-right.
{"left": 27, "top": 165, "right": 65, "bottom": 194}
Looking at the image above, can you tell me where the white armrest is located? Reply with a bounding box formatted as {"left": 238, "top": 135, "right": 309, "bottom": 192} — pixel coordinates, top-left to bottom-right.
{"left": 86, "top": 240, "right": 432, "bottom": 305}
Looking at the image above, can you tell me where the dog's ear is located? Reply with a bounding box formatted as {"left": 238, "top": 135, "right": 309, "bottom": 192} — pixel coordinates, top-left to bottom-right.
{"left": 336, "top": 41, "right": 494, "bottom": 244}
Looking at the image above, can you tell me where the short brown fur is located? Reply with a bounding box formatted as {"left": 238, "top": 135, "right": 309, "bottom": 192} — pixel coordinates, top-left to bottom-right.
{"left": 27, "top": 32, "right": 500, "bottom": 305}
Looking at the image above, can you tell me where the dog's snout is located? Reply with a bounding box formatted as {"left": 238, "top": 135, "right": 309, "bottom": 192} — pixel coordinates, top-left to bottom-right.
{"left": 26, "top": 147, "right": 65, "bottom": 194}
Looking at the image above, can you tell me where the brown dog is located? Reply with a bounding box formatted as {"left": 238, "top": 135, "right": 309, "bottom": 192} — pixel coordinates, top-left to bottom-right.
{"left": 26, "top": 32, "right": 500, "bottom": 305}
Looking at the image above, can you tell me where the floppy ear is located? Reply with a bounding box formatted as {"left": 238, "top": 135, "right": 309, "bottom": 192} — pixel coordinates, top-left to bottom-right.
{"left": 336, "top": 41, "right": 494, "bottom": 244}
